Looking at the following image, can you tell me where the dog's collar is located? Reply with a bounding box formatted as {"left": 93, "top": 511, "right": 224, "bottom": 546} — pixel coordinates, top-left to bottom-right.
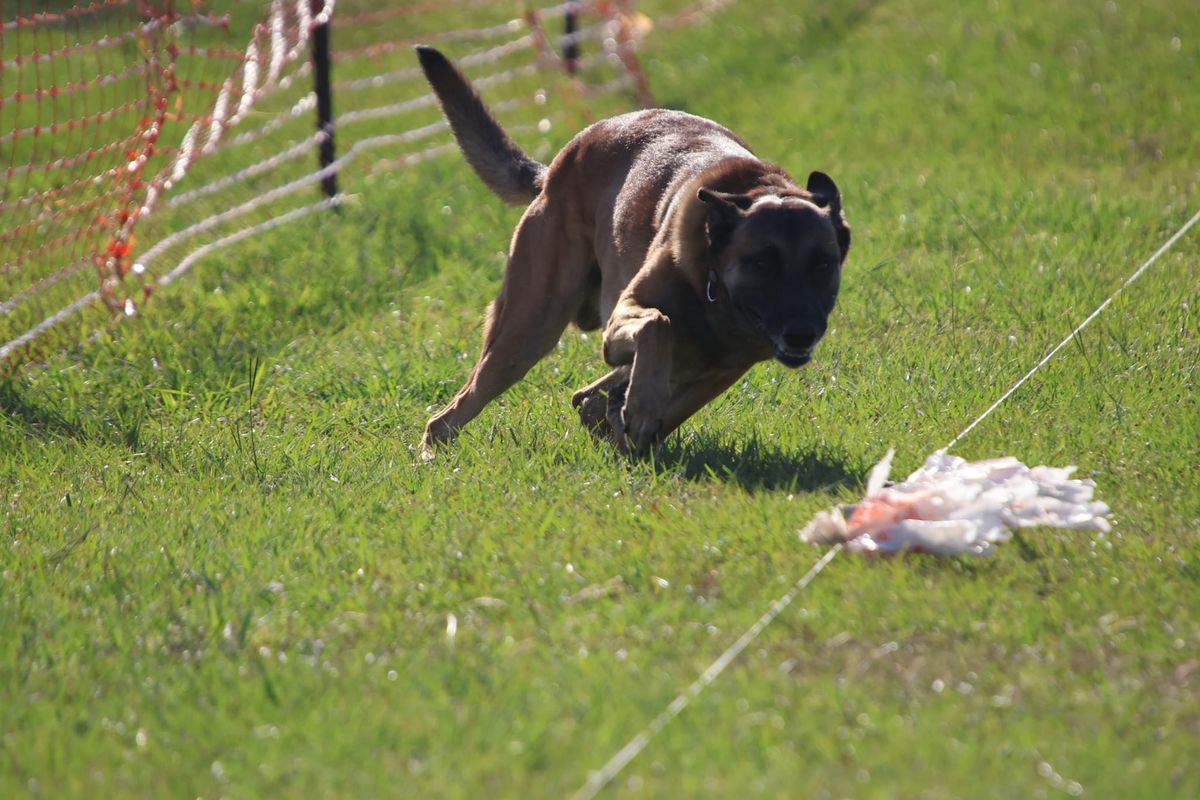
{"left": 706, "top": 269, "right": 721, "bottom": 303}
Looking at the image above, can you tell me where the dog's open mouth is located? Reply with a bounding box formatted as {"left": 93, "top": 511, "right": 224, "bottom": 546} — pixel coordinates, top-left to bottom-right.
{"left": 741, "top": 308, "right": 815, "bottom": 368}
{"left": 773, "top": 347, "right": 813, "bottom": 368}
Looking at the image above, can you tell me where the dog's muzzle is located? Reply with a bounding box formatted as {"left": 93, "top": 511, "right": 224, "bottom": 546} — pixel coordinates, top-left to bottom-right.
{"left": 740, "top": 305, "right": 822, "bottom": 368}
{"left": 772, "top": 327, "right": 820, "bottom": 368}
{"left": 773, "top": 346, "right": 813, "bottom": 368}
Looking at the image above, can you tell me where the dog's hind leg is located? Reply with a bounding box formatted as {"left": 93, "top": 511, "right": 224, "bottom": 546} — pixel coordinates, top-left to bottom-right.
{"left": 422, "top": 200, "right": 592, "bottom": 455}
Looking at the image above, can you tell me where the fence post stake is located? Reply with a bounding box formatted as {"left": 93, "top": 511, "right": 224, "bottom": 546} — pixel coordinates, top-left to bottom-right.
{"left": 310, "top": 0, "right": 337, "bottom": 198}
{"left": 563, "top": 2, "right": 579, "bottom": 75}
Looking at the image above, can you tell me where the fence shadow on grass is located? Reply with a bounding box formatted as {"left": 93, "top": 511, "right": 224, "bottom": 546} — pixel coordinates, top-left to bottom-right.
{"left": 0, "top": 380, "right": 85, "bottom": 443}
{"left": 652, "top": 432, "right": 863, "bottom": 495}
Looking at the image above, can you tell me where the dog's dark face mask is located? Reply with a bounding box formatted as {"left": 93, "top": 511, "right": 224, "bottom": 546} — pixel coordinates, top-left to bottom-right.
{"left": 700, "top": 172, "right": 850, "bottom": 368}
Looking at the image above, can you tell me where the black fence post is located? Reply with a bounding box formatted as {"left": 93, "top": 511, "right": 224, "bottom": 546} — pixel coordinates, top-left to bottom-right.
{"left": 310, "top": 0, "right": 337, "bottom": 198}
{"left": 563, "top": 2, "right": 579, "bottom": 75}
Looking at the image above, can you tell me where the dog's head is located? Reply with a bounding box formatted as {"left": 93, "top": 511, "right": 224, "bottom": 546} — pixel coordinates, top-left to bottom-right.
{"left": 699, "top": 171, "right": 849, "bottom": 367}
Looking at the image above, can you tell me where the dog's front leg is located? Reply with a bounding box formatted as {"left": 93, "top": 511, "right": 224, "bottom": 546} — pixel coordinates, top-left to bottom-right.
{"left": 602, "top": 300, "right": 673, "bottom": 457}
{"left": 658, "top": 368, "right": 748, "bottom": 440}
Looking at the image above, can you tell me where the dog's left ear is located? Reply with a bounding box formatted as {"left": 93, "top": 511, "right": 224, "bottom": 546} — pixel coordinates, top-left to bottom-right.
{"left": 807, "top": 171, "right": 851, "bottom": 263}
{"left": 697, "top": 188, "right": 752, "bottom": 251}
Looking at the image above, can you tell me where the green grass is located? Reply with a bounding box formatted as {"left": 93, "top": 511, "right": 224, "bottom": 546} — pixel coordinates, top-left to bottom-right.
{"left": 3, "top": 0, "right": 1199, "bottom": 797}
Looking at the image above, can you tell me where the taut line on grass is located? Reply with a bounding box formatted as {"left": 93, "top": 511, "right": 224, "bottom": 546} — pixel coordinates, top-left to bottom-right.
{"left": 573, "top": 205, "right": 1200, "bottom": 797}
{"left": 942, "top": 206, "right": 1200, "bottom": 452}
{"left": 570, "top": 545, "right": 843, "bottom": 800}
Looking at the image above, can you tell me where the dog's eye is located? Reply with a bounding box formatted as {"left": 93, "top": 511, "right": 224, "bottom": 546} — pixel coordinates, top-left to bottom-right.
{"left": 746, "top": 251, "right": 780, "bottom": 275}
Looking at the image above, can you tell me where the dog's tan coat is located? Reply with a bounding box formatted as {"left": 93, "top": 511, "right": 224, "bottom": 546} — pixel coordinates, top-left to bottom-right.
{"left": 416, "top": 48, "right": 849, "bottom": 456}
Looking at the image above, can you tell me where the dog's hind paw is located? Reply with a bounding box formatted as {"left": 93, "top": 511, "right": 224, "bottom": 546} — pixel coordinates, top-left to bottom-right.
{"left": 605, "top": 380, "right": 628, "bottom": 434}
{"left": 575, "top": 391, "right": 609, "bottom": 433}
{"left": 573, "top": 380, "right": 629, "bottom": 447}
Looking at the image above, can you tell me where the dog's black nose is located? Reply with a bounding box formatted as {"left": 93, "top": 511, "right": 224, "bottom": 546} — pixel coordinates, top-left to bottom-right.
{"left": 781, "top": 330, "right": 820, "bottom": 352}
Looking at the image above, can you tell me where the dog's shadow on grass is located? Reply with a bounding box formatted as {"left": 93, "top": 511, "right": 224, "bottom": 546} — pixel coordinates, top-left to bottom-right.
{"left": 651, "top": 433, "right": 862, "bottom": 495}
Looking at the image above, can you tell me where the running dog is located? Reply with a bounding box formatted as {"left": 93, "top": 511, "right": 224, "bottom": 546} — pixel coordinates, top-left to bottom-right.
{"left": 415, "top": 46, "right": 849, "bottom": 457}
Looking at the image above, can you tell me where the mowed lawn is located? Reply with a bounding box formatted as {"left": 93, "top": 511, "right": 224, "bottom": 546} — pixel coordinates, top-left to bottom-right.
{"left": 3, "top": 0, "right": 1198, "bottom": 797}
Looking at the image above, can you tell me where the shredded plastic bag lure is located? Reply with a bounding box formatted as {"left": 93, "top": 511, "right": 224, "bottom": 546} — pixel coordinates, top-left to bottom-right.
{"left": 800, "top": 450, "right": 1111, "bottom": 556}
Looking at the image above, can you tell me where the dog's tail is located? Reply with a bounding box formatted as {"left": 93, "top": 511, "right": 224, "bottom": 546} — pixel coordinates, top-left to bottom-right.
{"left": 415, "top": 46, "right": 546, "bottom": 205}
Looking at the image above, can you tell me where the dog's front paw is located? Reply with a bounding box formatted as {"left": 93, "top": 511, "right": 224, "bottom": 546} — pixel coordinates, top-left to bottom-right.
{"left": 619, "top": 383, "right": 666, "bottom": 458}
{"left": 621, "top": 415, "right": 662, "bottom": 458}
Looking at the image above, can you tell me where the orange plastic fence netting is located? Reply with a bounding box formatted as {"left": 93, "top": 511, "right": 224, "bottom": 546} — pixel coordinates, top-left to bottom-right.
{"left": 1, "top": 0, "right": 321, "bottom": 365}
{"left": 1, "top": 0, "right": 730, "bottom": 370}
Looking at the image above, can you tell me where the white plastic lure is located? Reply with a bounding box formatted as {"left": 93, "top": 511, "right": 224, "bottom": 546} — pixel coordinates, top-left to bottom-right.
{"left": 800, "top": 449, "right": 1112, "bottom": 556}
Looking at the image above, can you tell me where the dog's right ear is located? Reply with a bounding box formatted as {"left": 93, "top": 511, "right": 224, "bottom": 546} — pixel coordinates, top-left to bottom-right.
{"left": 697, "top": 188, "right": 751, "bottom": 250}
{"left": 806, "top": 171, "right": 851, "bottom": 262}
